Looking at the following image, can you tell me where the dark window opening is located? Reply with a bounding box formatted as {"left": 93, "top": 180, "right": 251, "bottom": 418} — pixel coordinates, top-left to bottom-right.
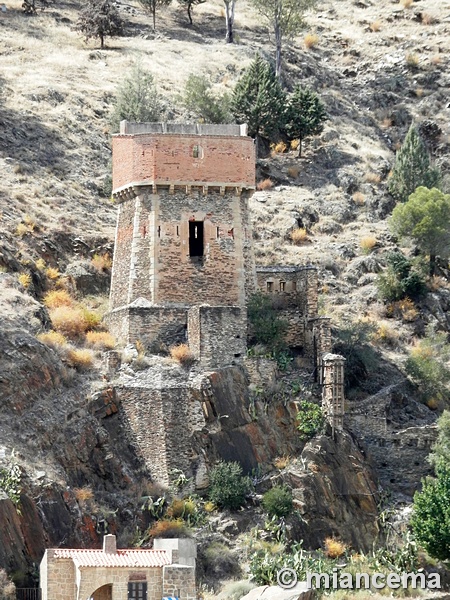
{"left": 176, "top": 225, "right": 179, "bottom": 236}
{"left": 128, "top": 582, "right": 147, "bottom": 600}
{"left": 157, "top": 226, "right": 161, "bottom": 238}
{"left": 217, "top": 227, "right": 220, "bottom": 238}
{"left": 189, "top": 221, "right": 204, "bottom": 257}
{"left": 236, "top": 335, "right": 241, "bottom": 339}
{"left": 193, "top": 145, "right": 203, "bottom": 159}
{"left": 292, "top": 281, "right": 297, "bottom": 291}
{"left": 280, "top": 281, "right": 286, "bottom": 292}
{"left": 234, "top": 353, "right": 241, "bottom": 358}
{"left": 267, "top": 281, "right": 273, "bottom": 292}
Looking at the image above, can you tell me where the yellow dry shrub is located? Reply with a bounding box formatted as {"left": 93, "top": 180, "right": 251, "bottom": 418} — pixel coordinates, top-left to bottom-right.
{"left": 81, "top": 308, "right": 102, "bottom": 331}
{"left": 287, "top": 165, "right": 300, "bottom": 178}
{"left": 43, "top": 289, "right": 73, "bottom": 309}
{"left": 324, "top": 537, "right": 347, "bottom": 559}
{"left": 35, "top": 258, "right": 46, "bottom": 271}
{"left": 256, "top": 178, "right": 273, "bottom": 191}
{"left": 18, "top": 272, "right": 31, "bottom": 288}
{"left": 170, "top": 343, "right": 194, "bottom": 365}
{"left": 49, "top": 306, "right": 87, "bottom": 338}
{"left": 86, "top": 331, "right": 116, "bottom": 350}
{"left": 271, "top": 141, "right": 287, "bottom": 154}
{"left": 426, "top": 398, "right": 439, "bottom": 410}
{"left": 290, "top": 139, "right": 300, "bottom": 151}
{"left": 204, "top": 501, "right": 216, "bottom": 513}
{"left": 23, "top": 214, "right": 36, "bottom": 230}
{"left": 352, "top": 192, "right": 365, "bottom": 205}
{"left": 374, "top": 323, "right": 399, "bottom": 346}
{"left": 167, "top": 499, "right": 196, "bottom": 519}
{"left": 16, "top": 223, "right": 28, "bottom": 237}
{"left": 364, "top": 172, "right": 381, "bottom": 184}
{"left": 91, "top": 253, "right": 112, "bottom": 272}
{"left": 406, "top": 53, "right": 419, "bottom": 68}
{"left": 360, "top": 236, "right": 377, "bottom": 253}
{"left": 37, "top": 330, "right": 67, "bottom": 348}
{"left": 67, "top": 348, "right": 94, "bottom": 370}
{"left": 74, "top": 486, "right": 94, "bottom": 503}
{"left": 370, "top": 21, "right": 381, "bottom": 32}
{"left": 290, "top": 227, "right": 308, "bottom": 245}
{"left": 273, "top": 455, "right": 291, "bottom": 470}
{"left": 400, "top": 0, "right": 413, "bottom": 7}
{"left": 147, "top": 518, "right": 188, "bottom": 538}
{"left": 304, "top": 33, "right": 319, "bottom": 49}
{"left": 46, "top": 267, "right": 60, "bottom": 280}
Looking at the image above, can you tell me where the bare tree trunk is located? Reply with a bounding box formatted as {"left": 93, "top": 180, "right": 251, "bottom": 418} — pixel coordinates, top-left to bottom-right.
{"left": 187, "top": 1, "right": 193, "bottom": 24}
{"left": 100, "top": 32, "right": 104, "bottom": 48}
{"left": 152, "top": 0, "right": 156, "bottom": 31}
{"left": 297, "top": 138, "right": 303, "bottom": 158}
{"left": 430, "top": 254, "right": 436, "bottom": 276}
{"left": 275, "top": 22, "right": 282, "bottom": 79}
{"left": 224, "top": 0, "right": 235, "bottom": 43}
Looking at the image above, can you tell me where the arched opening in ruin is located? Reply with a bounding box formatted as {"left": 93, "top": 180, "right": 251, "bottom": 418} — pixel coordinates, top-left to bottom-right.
{"left": 88, "top": 584, "right": 113, "bottom": 600}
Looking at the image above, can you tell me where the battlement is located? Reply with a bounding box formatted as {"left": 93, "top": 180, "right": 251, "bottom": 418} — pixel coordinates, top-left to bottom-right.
{"left": 112, "top": 121, "right": 255, "bottom": 194}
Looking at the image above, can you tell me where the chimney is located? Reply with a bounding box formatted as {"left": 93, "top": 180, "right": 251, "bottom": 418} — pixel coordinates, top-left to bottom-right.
{"left": 103, "top": 534, "right": 117, "bottom": 554}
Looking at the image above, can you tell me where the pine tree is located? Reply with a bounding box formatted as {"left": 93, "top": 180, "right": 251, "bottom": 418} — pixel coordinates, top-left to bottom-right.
{"left": 388, "top": 124, "right": 441, "bottom": 202}
{"left": 285, "top": 86, "right": 327, "bottom": 157}
{"left": 76, "top": 0, "right": 124, "bottom": 49}
{"left": 231, "top": 56, "right": 286, "bottom": 149}
{"left": 181, "top": 75, "right": 231, "bottom": 124}
{"left": 110, "top": 62, "right": 162, "bottom": 132}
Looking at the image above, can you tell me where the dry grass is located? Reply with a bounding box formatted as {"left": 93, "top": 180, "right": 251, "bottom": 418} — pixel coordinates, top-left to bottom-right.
{"left": 45, "top": 267, "right": 60, "bottom": 280}
{"left": 415, "top": 87, "right": 424, "bottom": 97}
{"left": 373, "top": 323, "right": 399, "bottom": 347}
{"left": 359, "top": 236, "right": 377, "bottom": 253}
{"left": 167, "top": 499, "right": 196, "bottom": 519}
{"left": 370, "top": 21, "right": 381, "bottom": 32}
{"left": 16, "top": 222, "right": 29, "bottom": 237}
{"left": 364, "top": 172, "right": 381, "bottom": 185}
{"left": 290, "top": 227, "right": 309, "bottom": 245}
{"left": 147, "top": 518, "right": 189, "bottom": 538}
{"left": 430, "top": 54, "right": 442, "bottom": 65}
{"left": 66, "top": 348, "right": 94, "bottom": 370}
{"left": 400, "top": 0, "right": 413, "bottom": 7}
{"left": 74, "top": 486, "right": 94, "bottom": 503}
{"left": 324, "top": 537, "right": 347, "bottom": 559}
{"left": 35, "top": 258, "right": 46, "bottom": 271}
{"left": 203, "top": 501, "right": 216, "bottom": 513}
{"left": 271, "top": 141, "right": 287, "bottom": 154}
{"left": 18, "top": 272, "right": 31, "bottom": 288}
{"left": 37, "top": 330, "right": 68, "bottom": 348}
{"left": 256, "top": 178, "right": 274, "bottom": 191}
{"left": 386, "top": 298, "right": 418, "bottom": 322}
{"left": 49, "top": 306, "right": 87, "bottom": 338}
{"left": 91, "top": 253, "right": 112, "bottom": 272}
{"left": 81, "top": 307, "right": 102, "bottom": 330}
{"left": 406, "top": 52, "right": 419, "bottom": 68}
{"left": 287, "top": 165, "right": 301, "bottom": 178}
{"left": 43, "top": 289, "right": 73, "bottom": 309}
{"left": 290, "top": 139, "right": 300, "bottom": 151}
{"left": 304, "top": 33, "right": 319, "bottom": 49}
{"left": 170, "top": 343, "right": 194, "bottom": 365}
{"left": 421, "top": 12, "right": 435, "bottom": 24}
{"left": 273, "top": 455, "right": 291, "bottom": 470}
{"left": 86, "top": 331, "right": 116, "bottom": 350}
{"left": 381, "top": 117, "right": 393, "bottom": 129}
{"left": 426, "top": 398, "right": 439, "bottom": 410}
{"left": 352, "top": 192, "right": 365, "bottom": 205}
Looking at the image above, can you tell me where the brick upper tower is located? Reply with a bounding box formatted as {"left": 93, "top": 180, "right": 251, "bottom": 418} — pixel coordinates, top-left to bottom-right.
{"left": 107, "top": 121, "right": 257, "bottom": 361}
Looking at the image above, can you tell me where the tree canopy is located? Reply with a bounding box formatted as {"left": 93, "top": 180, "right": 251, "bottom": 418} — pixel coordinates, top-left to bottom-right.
{"left": 285, "top": 86, "right": 327, "bottom": 157}
{"left": 138, "top": 0, "right": 171, "bottom": 31}
{"left": 388, "top": 124, "right": 440, "bottom": 203}
{"left": 231, "top": 55, "right": 286, "bottom": 145}
{"left": 110, "top": 61, "right": 162, "bottom": 131}
{"left": 390, "top": 186, "right": 450, "bottom": 275}
{"left": 76, "top": 0, "right": 124, "bottom": 49}
{"left": 249, "top": 0, "right": 316, "bottom": 77}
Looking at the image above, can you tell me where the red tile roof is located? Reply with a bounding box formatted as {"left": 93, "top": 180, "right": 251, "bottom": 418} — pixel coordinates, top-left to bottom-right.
{"left": 53, "top": 549, "right": 171, "bottom": 568}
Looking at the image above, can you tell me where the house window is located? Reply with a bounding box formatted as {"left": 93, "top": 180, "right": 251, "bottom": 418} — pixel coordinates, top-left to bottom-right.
{"left": 279, "top": 281, "right": 286, "bottom": 292}
{"left": 267, "top": 281, "right": 273, "bottom": 292}
{"left": 189, "top": 221, "right": 204, "bottom": 257}
{"left": 193, "top": 145, "right": 203, "bottom": 159}
{"left": 128, "top": 582, "right": 147, "bottom": 600}
{"left": 292, "top": 281, "right": 297, "bottom": 291}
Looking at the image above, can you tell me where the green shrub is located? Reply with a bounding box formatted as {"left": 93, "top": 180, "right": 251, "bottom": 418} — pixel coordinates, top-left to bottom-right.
{"left": 377, "top": 252, "right": 426, "bottom": 302}
{"left": 110, "top": 61, "right": 163, "bottom": 132}
{"left": 405, "top": 326, "right": 450, "bottom": 402}
{"left": 262, "top": 486, "right": 293, "bottom": 518}
{"left": 296, "top": 401, "right": 324, "bottom": 440}
{"left": 333, "top": 321, "right": 378, "bottom": 392}
{"left": 248, "top": 292, "right": 288, "bottom": 353}
{"left": 203, "top": 542, "right": 241, "bottom": 579}
{"left": 181, "top": 74, "right": 232, "bottom": 124}
{"left": 208, "top": 461, "right": 252, "bottom": 510}
{"left": 222, "top": 580, "right": 255, "bottom": 600}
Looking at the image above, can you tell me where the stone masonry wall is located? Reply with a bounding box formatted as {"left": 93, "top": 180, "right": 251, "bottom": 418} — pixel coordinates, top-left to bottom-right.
{"left": 256, "top": 266, "right": 318, "bottom": 314}
{"left": 116, "top": 381, "right": 191, "bottom": 486}
{"left": 40, "top": 554, "right": 76, "bottom": 600}
{"left": 188, "top": 306, "right": 247, "bottom": 369}
{"left": 109, "top": 189, "right": 255, "bottom": 314}
{"left": 162, "top": 565, "right": 196, "bottom": 600}
{"left": 112, "top": 133, "right": 255, "bottom": 191}
{"left": 77, "top": 567, "right": 163, "bottom": 600}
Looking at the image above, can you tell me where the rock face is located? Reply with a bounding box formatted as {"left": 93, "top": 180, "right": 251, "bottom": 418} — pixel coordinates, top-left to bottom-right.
{"left": 286, "top": 429, "right": 379, "bottom": 552}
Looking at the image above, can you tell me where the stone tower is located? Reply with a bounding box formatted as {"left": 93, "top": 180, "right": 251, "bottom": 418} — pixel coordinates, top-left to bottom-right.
{"left": 107, "top": 122, "right": 257, "bottom": 365}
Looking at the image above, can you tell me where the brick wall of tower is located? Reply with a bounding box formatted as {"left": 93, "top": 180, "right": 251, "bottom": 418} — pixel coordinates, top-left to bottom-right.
{"left": 112, "top": 134, "right": 255, "bottom": 191}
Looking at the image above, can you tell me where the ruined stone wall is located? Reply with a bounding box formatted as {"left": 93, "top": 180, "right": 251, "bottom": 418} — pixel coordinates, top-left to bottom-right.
{"left": 243, "top": 357, "right": 278, "bottom": 387}
{"left": 188, "top": 306, "right": 247, "bottom": 369}
{"left": 107, "top": 305, "right": 188, "bottom": 351}
{"left": 321, "top": 354, "right": 345, "bottom": 430}
{"left": 112, "top": 133, "right": 255, "bottom": 192}
{"left": 116, "top": 381, "right": 191, "bottom": 486}
{"left": 256, "top": 266, "right": 318, "bottom": 314}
